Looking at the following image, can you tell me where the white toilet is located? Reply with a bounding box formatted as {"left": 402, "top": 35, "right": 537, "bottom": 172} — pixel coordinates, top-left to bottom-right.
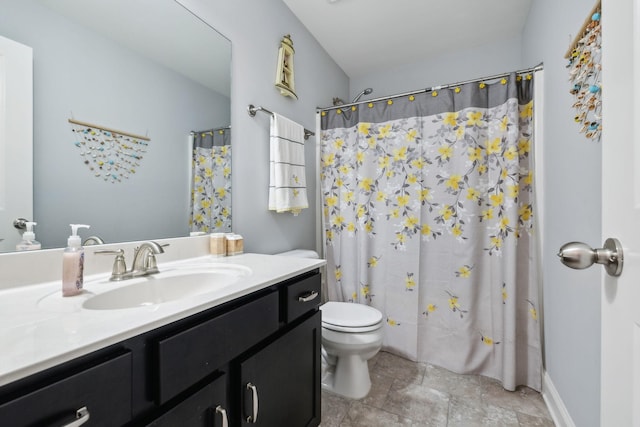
{"left": 275, "top": 249, "right": 384, "bottom": 400}
{"left": 320, "top": 301, "right": 383, "bottom": 399}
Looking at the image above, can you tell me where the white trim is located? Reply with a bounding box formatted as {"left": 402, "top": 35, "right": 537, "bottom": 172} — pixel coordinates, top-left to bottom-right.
{"left": 534, "top": 69, "right": 544, "bottom": 256}
{"left": 542, "top": 370, "right": 577, "bottom": 427}
{"left": 533, "top": 69, "right": 546, "bottom": 364}
{"left": 187, "top": 133, "right": 194, "bottom": 223}
{"left": 633, "top": 0, "right": 640, "bottom": 208}
{"left": 315, "top": 111, "right": 323, "bottom": 259}
{"left": 315, "top": 112, "right": 328, "bottom": 302}
{"left": 633, "top": 322, "right": 640, "bottom": 425}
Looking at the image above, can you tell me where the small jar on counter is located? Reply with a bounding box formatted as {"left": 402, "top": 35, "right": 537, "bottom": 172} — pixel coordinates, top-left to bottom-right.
{"left": 210, "top": 233, "right": 227, "bottom": 257}
{"left": 226, "top": 234, "right": 244, "bottom": 256}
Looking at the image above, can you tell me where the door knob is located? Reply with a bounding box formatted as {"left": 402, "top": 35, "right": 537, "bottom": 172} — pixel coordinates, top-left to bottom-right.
{"left": 557, "top": 238, "right": 623, "bottom": 277}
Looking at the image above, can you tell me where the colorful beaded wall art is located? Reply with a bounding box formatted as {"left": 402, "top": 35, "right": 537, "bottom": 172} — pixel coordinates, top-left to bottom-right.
{"left": 566, "top": 1, "right": 601, "bottom": 142}
{"left": 69, "top": 119, "right": 150, "bottom": 183}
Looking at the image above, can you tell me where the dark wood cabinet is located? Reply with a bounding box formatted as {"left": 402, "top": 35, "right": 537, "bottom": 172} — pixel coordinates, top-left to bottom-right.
{"left": 0, "top": 269, "right": 321, "bottom": 427}
{"left": 0, "top": 351, "right": 132, "bottom": 427}
{"left": 146, "top": 373, "right": 228, "bottom": 427}
{"left": 239, "top": 312, "right": 321, "bottom": 427}
{"left": 283, "top": 274, "right": 321, "bottom": 323}
{"left": 155, "top": 291, "right": 279, "bottom": 404}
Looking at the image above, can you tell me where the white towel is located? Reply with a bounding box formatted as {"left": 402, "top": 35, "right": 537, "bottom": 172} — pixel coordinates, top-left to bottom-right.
{"left": 269, "top": 113, "right": 309, "bottom": 215}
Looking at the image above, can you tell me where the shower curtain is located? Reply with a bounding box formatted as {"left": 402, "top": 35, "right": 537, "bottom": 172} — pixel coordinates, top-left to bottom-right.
{"left": 190, "top": 128, "right": 232, "bottom": 233}
{"left": 319, "top": 72, "right": 541, "bottom": 391}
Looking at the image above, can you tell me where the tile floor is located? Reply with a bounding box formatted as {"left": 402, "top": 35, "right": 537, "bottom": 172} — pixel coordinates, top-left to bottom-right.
{"left": 321, "top": 351, "right": 554, "bottom": 427}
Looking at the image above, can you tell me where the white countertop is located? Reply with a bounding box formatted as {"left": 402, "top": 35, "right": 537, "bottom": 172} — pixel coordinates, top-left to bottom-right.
{"left": 0, "top": 253, "right": 325, "bottom": 387}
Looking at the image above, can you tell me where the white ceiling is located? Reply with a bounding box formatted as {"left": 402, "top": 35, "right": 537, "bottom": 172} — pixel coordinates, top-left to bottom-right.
{"left": 282, "top": 0, "right": 533, "bottom": 78}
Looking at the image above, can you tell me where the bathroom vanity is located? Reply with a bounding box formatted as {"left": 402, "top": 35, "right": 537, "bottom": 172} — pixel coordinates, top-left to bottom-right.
{"left": 0, "top": 252, "right": 323, "bottom": 427}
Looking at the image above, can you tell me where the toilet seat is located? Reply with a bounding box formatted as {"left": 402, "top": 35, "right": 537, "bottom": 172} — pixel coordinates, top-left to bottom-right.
{"left": 321, "top": 302, "right": 383, "bottom": 333}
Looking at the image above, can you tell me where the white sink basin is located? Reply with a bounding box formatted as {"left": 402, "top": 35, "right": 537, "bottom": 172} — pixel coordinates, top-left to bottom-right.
{"left": 37, "top": 263, "right": 252, "bottom": 312}
{"left": 82, "top": 264, "right": 252, "bottom": 310}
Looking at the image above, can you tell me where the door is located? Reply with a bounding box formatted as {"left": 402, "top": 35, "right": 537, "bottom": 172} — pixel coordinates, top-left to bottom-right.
{"left": 0, "top": 35, "right": 33, "bottom": 252}
{"left": 601, "top": 0, "right": 640, "bottom": 425}
{"left": 239, "top": 312, "right": 321, "bottom": 427}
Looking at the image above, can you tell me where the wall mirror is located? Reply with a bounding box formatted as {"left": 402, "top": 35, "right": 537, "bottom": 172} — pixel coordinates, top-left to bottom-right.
{"left": 0, "top": 0, "right": 231, "bottom": 252}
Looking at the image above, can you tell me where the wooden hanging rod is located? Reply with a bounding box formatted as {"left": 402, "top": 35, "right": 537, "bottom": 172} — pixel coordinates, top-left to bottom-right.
{"left": 68, "top": 118, "right": 150, "bottom": 141}
{"left": 564, "top": 0, "right": 601, "bottom": 59}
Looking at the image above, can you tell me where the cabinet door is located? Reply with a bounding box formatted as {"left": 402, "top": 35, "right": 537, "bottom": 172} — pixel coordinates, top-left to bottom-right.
{"left": 146, "top": 373, "right": 228, "bottom": 427}
{"left": 239, "top": 311, "right": 320, "bottom": 427}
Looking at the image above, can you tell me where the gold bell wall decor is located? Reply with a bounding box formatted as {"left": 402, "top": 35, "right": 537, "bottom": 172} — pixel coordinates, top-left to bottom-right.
{"left": 274, "top": 34, "right": 297, "bottom": 99}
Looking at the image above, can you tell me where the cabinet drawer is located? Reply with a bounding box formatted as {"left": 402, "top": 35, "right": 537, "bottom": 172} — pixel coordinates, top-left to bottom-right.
{"left": 156, "top": 290, "right": 279, "bottom": 404}
{"left": 0, "top": 351, "right": 132, "bottom": 427}
{"left": 147, "top": 373, "right": 227, "bottom": 427}
{"left": 285, "top": 273, "right": 321, "bottom": 323}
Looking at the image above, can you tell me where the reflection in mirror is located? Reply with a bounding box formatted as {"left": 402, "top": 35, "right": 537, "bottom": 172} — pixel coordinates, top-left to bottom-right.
{"left": 0, "top": 0, "right": 231, "bottom": 252}
{"left": 190, "top": 127, "right": 232, "bottom": 233}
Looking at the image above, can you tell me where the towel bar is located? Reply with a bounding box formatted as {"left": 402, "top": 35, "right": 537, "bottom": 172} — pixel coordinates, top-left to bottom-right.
{"left": 247, "top": 104, "right": 315, "bottom": 140}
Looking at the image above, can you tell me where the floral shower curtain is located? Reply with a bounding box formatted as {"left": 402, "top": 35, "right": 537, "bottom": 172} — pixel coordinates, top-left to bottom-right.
{"left": 320, "top": 72, "right": 541, "bottom": 390}
{"left": 190, "top": 128, "right": 232, "bottom": 233}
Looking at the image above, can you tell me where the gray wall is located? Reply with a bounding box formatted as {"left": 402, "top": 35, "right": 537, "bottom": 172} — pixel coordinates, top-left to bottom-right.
{"left": 177, "top": 0, "right": 349, "bottom": 254}
{"left": 5, "top": 0, "right": 600, "bottom": 420}
{"left": 522, "top": 1, "right": 602, "bottom": 426}
{"left": 0, "top": 0, "right": 230, "bottom": 248}
{"left": 163, "top": 2, "right": 601, "bottom": 424}
{"left": 349, "top": 36, "right": 524, "bottom": 101}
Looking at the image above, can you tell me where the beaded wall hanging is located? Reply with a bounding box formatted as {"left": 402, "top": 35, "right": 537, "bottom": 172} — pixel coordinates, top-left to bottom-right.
{"left": 566, "top": 1, "right": 602, "bottom": 142}
{"left": 69, "top": 118, "right": 150, "bottom": 183}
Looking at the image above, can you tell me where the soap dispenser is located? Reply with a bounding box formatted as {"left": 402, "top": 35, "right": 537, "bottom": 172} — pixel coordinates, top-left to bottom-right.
{"left": 16, "top": 221, "right": 41, "bottom": 251}
{"left": 62, "top": 224, "right": 90, "bottom": 297}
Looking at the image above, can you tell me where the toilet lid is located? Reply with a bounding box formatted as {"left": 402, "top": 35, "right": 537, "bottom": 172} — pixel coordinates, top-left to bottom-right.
{"left": 321, "top": 301, "right": 383, "bottom": 329}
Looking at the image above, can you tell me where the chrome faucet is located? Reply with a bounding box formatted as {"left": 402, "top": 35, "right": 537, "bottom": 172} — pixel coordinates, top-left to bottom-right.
{"left": 96, "top": 241, "right": 166, "bottom": 281}
{"left": 131, "top": 241, "right": 165, "bottom": 276}
{"left": 83, "top": 235, "right": 105, "bottom": 245}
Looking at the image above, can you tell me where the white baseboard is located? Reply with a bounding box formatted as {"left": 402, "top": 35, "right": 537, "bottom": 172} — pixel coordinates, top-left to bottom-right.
{"left": 542, "top": 370, "right": 577, "bottom": 427}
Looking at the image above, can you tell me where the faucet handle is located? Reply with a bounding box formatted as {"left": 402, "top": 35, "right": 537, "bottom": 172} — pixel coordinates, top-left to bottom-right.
{"left": 144, "top": 252, "right": 159, "bottom": 274}
{"left": 154, "top": 243, "right": 170, "bottom": 251}
{"left": 146, "top": 243, "right": 169, "bottom": 273}
{"left": 95, "top": 249, "right": 127, "bottom": 281}
{"left": 131, "top": 242, "right": 168, "bottom": 275}
{"left": 144, "top": 244, "right": 170, "bottom": 273}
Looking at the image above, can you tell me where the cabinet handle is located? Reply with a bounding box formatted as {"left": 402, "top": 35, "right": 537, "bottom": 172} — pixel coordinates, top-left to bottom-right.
{"left": 246, "top": 382, "right": 259, "bottom": 423}
{"left": 61, "top": 407, "right": 90, "bottom": 427}
{"left": 298, "top": 291, "right": 319, "bottom": 303}
{"left": 215, "top": 405, "right": 229, "bottom": 427}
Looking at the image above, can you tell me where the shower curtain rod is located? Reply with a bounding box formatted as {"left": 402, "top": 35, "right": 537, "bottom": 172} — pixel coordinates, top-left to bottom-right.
{"left": 190, "top": 125, "right": 231, "bottom": 136}
{"left": 317, "top": 63, "right": 544, "bottom": 112}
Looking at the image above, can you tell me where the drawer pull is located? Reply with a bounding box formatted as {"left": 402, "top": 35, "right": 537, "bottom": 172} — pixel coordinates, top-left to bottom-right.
{"left": 298, "top": 291, "right": 319, "bottom": 303}
{"left": 61, "top": 407, "right": 90, "bottom": 427}
{"left": 215, "top": 405, "right": 229, "bottom": 427}
{"left": 246, "top": 382, "right": 259, "bottom": 423}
